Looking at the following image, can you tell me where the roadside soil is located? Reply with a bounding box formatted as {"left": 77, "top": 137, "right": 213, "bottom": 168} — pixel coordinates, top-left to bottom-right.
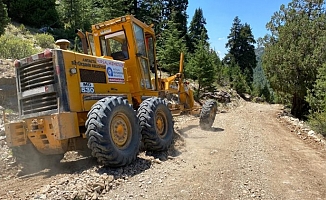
{"left": 1, "top": 100, "right": 326, "bottom": 199}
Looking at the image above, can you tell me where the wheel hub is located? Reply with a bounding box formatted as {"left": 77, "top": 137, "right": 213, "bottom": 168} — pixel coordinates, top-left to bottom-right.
{"left": 210, "top": 107, "right": 216, "bottom": 118}
{"left": 111, "top": 114, "right": 131, "bottom": 148}
{"left": 156, "top": 110, "right": 167, "bottom": 137}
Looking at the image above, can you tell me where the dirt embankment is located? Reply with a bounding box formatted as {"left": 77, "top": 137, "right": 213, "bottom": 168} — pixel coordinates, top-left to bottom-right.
{"left": 1, "top": 101, "right": 326, "bottom": 199}
{"left": 0, "top": 59, "right": 17, "bottom": 111}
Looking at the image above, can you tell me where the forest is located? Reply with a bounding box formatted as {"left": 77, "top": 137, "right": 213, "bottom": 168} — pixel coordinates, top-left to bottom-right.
{"left": 1, "top": 0, "right": 326, "bottom": 135}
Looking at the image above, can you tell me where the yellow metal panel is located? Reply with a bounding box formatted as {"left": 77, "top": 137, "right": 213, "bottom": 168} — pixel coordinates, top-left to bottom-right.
{"left": 83, "top": 99, "right": 99, "bottom": 111}
{"left": 5, "top": 122, "right": 26, "bottom": 147}
{"left": 69, "top": 53, "right": 133, "bottom": 112}
{"left": 61, "top": 51, "right": 82, "bottom": 111}
{"left": 24, "top": 116, "right": 68, "bottom": 154}
{"left": 94, "top": 82, "right": 130, "bottom": 94}
{"left": 82, "top": 94, "right": 130, "bottom": 111}
{"left": 188, "top": 89, "right": 195, "bottom": 108}
{"left": 141, "top": 90, "right": 159, "bottom": 97}
{"left": 51, "top": 112, "right": 80, "bottom": 140}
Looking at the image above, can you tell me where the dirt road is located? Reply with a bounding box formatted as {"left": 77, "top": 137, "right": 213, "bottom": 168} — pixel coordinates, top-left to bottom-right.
{"left": 1, "top": 101, "right": 326, "bottom": 199}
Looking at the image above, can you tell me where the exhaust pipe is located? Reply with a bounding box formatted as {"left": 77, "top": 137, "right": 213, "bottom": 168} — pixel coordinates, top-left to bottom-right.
{"left": 76, "top": 29, "right": 88, "bottom": 54}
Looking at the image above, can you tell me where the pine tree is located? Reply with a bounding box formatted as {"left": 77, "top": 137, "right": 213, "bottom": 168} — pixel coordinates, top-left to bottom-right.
{"left": 210, "top": 49, "right": 223, "bottom": 85}
{"left": 263, "top": 0, "right": 326, "bottom": 118}
{"left": 157, "top": 11, "right": 187, "bottom": 75}
{"left": 9, "top": 0, "right": 59, "bottom": 28}
{"left": 187, "top": 8, "right": 208, "bottom": 53}
{"left": 307, "top": 63, "right": 326, "bottom": 113}
{"left": 225, "top": 17, "right": 256, "bottom": 85}
{"left": 58, "top": 0, "right": 93, "bottom": 30}
{"left": 2, "top": 0, "right": 11, "bottom": 13}
{"left": 186, "top": 31, "right": 215, "bottom": 99}
{"left": 224, "top": 16, "right": 242, "bottom": 64}
{"left": 95, "top": 0, "right": 128, "bottom": 22}
{"left": 163, "top": 0, "right": 188, "bottom": 38}
{"left": 252, "top": 47, "right": 273, "bottom": 102}
{"left": 137, "top": 0, "right": 164, "bottom": 35}
{"left": 137, "top": 0, "right": 188, "bottom": 50}
{"left": 239, "top": 23, "right": 256, "bottom": 83}
{"left": 0, "top": 0, "right": 9, "bottom": 35}
{"left": 306, "top": 63, "right": 326, "bottom": 135}
{"left": 230, "top": 62, "right": 250, "bottom": 95}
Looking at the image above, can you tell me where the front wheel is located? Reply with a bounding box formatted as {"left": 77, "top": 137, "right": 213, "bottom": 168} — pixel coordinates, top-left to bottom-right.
{"left": 137, "top": 97, "right": 174, "bottom": 151}
{"left": 199, "top": 99, "right": 217, "bottom": 130}
{"left": 85, "top": 96, "right": 140, "bottom": 167}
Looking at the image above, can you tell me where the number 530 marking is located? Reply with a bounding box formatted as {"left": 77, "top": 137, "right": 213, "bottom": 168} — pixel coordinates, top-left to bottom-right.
{"left": 81, "top": 87, "right": 95, "bottom": 93}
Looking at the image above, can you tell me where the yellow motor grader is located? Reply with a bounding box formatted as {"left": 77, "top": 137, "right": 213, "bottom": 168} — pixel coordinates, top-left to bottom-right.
{"left": 5, "top": 15, "right": 217, "bottom": 171}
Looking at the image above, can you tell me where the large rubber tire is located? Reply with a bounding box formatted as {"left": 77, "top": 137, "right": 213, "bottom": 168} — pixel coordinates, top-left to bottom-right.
{"left": 12, "top": 143, "right": 63, "bottom": 174}
{"left": 199, "top": 99, "right": 218, "bottom": 130}
{"left": 85, "top": 96, "right": 140, "bottom": 167}
{"left": 137, "top": 97, "right": 174, "bottom": 151}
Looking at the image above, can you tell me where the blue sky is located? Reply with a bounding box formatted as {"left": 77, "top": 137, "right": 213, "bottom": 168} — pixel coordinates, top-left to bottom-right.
{"left": 187, "top": 0, "right": 292, "bottom": 58}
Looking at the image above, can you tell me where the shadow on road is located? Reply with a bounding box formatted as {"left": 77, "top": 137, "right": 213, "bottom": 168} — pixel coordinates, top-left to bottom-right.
{"left": 177, "top": 125, "right": 197, "bottom": 137}
{"left": 211, "top": 127, "right": 224, "bottom": 132}
{"left": 177, "top": 124, "right": 225, "bottom": 135}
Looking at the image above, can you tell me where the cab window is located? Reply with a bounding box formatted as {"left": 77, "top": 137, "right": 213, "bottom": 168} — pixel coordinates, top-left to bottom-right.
{"left": 146, "top": 36, "right": 155, "bottom": 72}
{"left": 133, "top": 23, "right": 152, "bottom": 89}
{"left": 99, "top": 31, "right": 129, "bottom": 60}
{"left": 133, "top": 24, "right": 146, "bottom": 56}
{"left": 87, "top": 33, "right": 96, "bottom": 56}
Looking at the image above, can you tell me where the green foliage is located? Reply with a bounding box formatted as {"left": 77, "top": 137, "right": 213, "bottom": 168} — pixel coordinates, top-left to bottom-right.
{"left": 261, "top": 83, "right": 273, "bottom": 102}
{"left": 306, "top": 63, "right": 326, "bottom": 113}
{"left": 185, "top": 31, "right": 216, "bottom": 99}
{"left": 229, "top": 62, "right": 250, "bottom": 94}
{"left": 0, "top": 0, "right": 9, "bottom": 35}
{"left": 54, "top": 0, "right": 183, "bottom": 43}
{"left": 56, "top": 0, "right": 92, "bottom": 36}
{"left": 5, "top": 24, "right": 21, "bottom": 36}
{"left": 263, "top": 0, "right": 326, "bottom": 118}
{"left": 140, "top": 0, "right": 188, "bottom": 52}
{"left": 225, "top": 16, "right": 256, "bottom": 86}
{"left": 162, "top": 0, "right": 188, "bottom": 38}
{"left": 35, "top": 33, "right": 55, "bottom": 49}
{"left": 252, "top": 83, "right": 273, "bottom": 103}
{"left": 187, "top": 8, "right": 208, "bottom": 53}
{"left": 252, "top": 47, "right": 273, "bottom": 103}
{"left": 138, "top": 0, "right": 164, "bottom": 35}
{"left": 307, "top": 112, "right": 326, "bottom": 136}
{"left": 0, "top": 34, "right": 38, "bottom": 59}
{"left": 224, "top": 16, "right": 242, "bottom": 63}
{"left": 157, "top": 11, "right": 187, "bottom": 75}
{"left": 9, "top": 0, "right": 60, "bottom": 28}
{"left": 217, "top": 64, "right": 231, "bottom": 86}
{"left": 18, "top": 24, "right": 27, "bottom": 34}
{"left": 210, "top": 49, "right": 223, "bottom": 86}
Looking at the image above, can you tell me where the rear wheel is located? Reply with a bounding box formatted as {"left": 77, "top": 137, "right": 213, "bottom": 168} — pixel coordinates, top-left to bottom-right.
{"left": 199, "top": 99, "right": 217, "bottom": 130}
{"left": 85, "top": 96, "right": 140, "bottom": 167}
{"left": 137, "top": 97, "right": 174, "bottom": 151}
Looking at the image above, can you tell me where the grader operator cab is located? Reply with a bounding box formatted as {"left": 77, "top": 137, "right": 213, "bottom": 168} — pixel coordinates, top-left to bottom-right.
{"left": 5, "top": 15, "right": 217, "bottom": 170}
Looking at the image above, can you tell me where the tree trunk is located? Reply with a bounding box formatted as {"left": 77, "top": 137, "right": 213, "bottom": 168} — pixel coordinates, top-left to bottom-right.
{"left": 291, "top": 93, "right": 309, "bottom": 120}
